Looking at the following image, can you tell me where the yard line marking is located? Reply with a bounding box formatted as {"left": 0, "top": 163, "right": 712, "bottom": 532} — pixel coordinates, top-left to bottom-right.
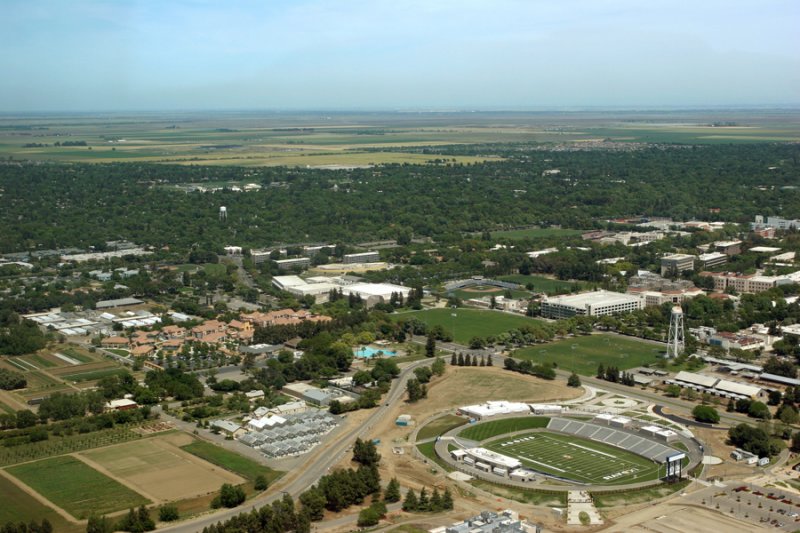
{"left": 564, "top": 441, "right": 616, "bottom": 458}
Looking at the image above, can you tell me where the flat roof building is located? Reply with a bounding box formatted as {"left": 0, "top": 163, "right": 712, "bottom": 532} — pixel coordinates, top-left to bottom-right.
{"left": 661, "top": 254, "right": 695, "bottom": 276}
{"left": 274, "top": 257, "right": 311, "bottom": 270}
{"left": 343, "top": 251, "right": 379, "bottom": 264}
{"left": 540, "top": 290, "right": 643, "bottom": 319}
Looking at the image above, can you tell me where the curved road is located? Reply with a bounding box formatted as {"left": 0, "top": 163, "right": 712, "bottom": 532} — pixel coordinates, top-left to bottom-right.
{"left": 161, "top": 357, "right": 433, "bottom": 533}
{"left": 653, "top": 404, "right": 727, "bottom": 431}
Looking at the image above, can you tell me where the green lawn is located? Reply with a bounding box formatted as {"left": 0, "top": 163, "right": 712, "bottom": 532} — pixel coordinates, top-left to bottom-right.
{"left": 181, "top": 440, "right": 282, "bottom": 484}
{"left": 459, "top": 417, "right": 550, "bottom": 441}
{"left": 7, "top": 455, "right": 150, "bottom": 519}
{"left": 204, "top": 263, "right": 227, "bottom": 276}
{"left": 395, "top": 308, "right": 545, "bottom": 344}
{"left": 490, "top": 228, "right": 586, "bottom": 240}
{"left": 514, "top": 334, "right": 664, "bottom": 376}
{"left": 415, "top": 441, "right": 452, "bottom": 471}
{"left": 416, "top": 414, "right": 466, "bottom": 441}
{"left": 498, "top": 274, "right": 586, "bottom": 295}
{"left": 0, "top": 475, "right": 80, "bottom": 531}
{"left": 484, "top": 431, "right": 660, "bottom": 485}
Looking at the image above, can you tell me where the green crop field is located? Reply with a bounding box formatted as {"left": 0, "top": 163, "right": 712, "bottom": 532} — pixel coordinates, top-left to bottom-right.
{"left": 459, "top": 417, "right": 550, "bottom": 441}
{"left": 416, "top": 414, "right": 467, "bottom": 441}
{"left": 0, "top": 474, "right": 80, "bottom": 531}
{"left": 484, "top": 431, "right": 660, "bottom": 485}
{"left": 490, "top": 228, "right": 586, "bottom": 240}
{"left": 181, "top": 440, "right": 282, "bottom": 484}
{"left": 395, "top": 308, "right": 545, "bottom": 344}
{"left": 514, "top": 334, "right": 663, "bottom": 375}
{"left": 498, "top": 274, "right": 586, "bottom": 294}
{"left": 7, "top": 456, "right": 150, "bottom": 519}
{"left": 60, "top": 347, "right": 95, "bottom": 363}
{"left": 60, "top": 367, "right": 130, "bottom": 382}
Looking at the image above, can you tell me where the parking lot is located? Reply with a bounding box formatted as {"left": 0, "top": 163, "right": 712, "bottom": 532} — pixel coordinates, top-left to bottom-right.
{"left": 687, "top": 483, "right": 800, "bottom": 531}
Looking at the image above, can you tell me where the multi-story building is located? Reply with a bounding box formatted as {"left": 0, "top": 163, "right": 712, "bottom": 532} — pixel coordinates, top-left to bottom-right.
{"left": 751, "top": 215, "right": 800, "bottom": 231}
{"left": 342, "top": 251, "right": 380, "bottom": 264}
{"left": 540, "top": 290, "right": 644, "bottom": 319}
{"left": 274, "top": 257, "right": 311, "bottom": 270}
{"left": 661, "top": 254, "right": 695, "bottom": 276}
{"left": 697, "top": 252, "right": 728, "bottom": 269}
{"left": 714, "top": 240, "right": 742, "bottom": 256}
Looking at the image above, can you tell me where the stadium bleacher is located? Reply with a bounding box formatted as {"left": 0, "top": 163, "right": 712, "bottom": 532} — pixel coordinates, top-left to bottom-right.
{"left": 546, "top": 417, "right": 679, "bottom": 464}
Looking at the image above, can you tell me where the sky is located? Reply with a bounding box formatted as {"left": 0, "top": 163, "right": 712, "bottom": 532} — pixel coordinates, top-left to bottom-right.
{"left": 1, "top": 0, "right": 798, "bottom": 111}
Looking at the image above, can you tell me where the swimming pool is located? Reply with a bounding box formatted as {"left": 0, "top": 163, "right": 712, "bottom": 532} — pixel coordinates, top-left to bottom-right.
{"left": 353, "top": 346, "right": 397, "bottom": 358}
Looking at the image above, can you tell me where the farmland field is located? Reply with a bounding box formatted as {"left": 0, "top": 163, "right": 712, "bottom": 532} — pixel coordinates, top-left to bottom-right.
{"left": 459, "top": 417, "right": 550, "bottom": 441}
{"left": 395, "top": 308, "right": 545, "bottom": 344}
{"left": 484, "top": 431, "right": 660, "bottom": 485}
{"left": 59, "top": 367, "right": 131, "bottom": 382}
{"left": 7, "top": 455, "right": 150, "bottom": 519}
{"left": 181, "top": 440, "right": 282, "bottom": 484}
{"left": 0, "top": 473, "right": 81, "bottom": 531}
{"left": 81, "top": 435, "right": 244, "bottom": 501}
{"left": 514, "top": 334, "right": 663, "bottom": 375}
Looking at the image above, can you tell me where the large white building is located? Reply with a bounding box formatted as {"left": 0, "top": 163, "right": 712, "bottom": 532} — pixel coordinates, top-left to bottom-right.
{"left": 270, "top": 275, "right": 410, "bottom": 306}
{"left": 752, "top": 215, "right": 800, "bottom": 231}
{"left": 540, "top": 290, "right": 644, "bottom": 319}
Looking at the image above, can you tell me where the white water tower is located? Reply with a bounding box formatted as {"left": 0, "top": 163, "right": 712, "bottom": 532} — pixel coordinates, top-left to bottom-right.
{"left": 666, "top": 306, "right": 685, "bottom": 358}
{"left": 219, "top": 206, "right": 227, "bottom": 221}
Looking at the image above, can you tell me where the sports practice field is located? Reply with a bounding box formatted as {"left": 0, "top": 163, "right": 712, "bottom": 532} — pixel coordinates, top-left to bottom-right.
{"left": 396, "top": 308, "right": 544, "bottom": 344}
{"left": 459, "top": 417, "right": 550, "bottom": 441}
{"left": 7, "top": 455, "right": 150, "bottom": 519}
{"left": 485, "top": 431, "right": 660, "bottom": 485}
{"left": 514, "top": 334, "right": 664, "bottom": 375}
{"left": 81, "top": 436, "right": 245, "bottom": 502}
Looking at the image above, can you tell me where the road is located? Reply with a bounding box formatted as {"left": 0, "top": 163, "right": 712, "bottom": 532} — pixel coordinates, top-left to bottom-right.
{"left": 161, "top": 357, "right": 434, "bottom": 533}
{"left": 653, "top": 404, "right": 727, "bottom": 431}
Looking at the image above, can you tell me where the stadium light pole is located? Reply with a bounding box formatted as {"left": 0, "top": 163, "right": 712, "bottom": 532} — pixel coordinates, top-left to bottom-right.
{"left": 451, "top": 305, "right": 457, "bottom": 343}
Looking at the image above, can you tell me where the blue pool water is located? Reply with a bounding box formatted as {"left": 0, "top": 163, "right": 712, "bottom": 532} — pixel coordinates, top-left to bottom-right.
{"left": 354, "top": 346, "right": 397, "bottom": 358}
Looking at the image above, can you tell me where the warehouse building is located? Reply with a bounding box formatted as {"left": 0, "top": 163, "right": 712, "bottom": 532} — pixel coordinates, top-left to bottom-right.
{"left": 540, "top": 290, "right": 643, "bottom": 319}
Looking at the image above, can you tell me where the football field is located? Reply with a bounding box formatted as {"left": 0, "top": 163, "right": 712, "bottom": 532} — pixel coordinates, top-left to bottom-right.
{"left": 485, "top": 431, "right": 660, "bottom": 485}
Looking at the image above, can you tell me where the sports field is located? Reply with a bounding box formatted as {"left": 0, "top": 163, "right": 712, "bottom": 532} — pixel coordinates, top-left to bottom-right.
{"left": 514, "top": 334, "right": 663, "bottom": 375}
{"left": 81, "top": 436, "right": 245, "bottom": 501}
{"left": 498, "top": 274, "right": 585, "bottom": 295}
{"left": 7, "top": 455, "right": 150, "bottom": 519}
{"left": 459, "top": 417, "right": 550, "bottom": 441}
{"left": 484, "top": 431, "right": 660, "bottom": 485}
{"left": 396, "top": 308, "right": 545, "bottom": 344}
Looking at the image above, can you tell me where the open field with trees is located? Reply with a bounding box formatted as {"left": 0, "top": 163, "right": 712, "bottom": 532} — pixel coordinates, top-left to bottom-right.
{"left": 490, "top": 228, "right": 586, "bottom": 240}
{"left": 7, "top": 455, "right": 150, "bottom": 519}
{"left": 514, "top": 334, "right": 663, "bottom": 375}
{"left": 1, "top": 112, "right": 798, "bottom": 169}
{"left": 396, "top": 308, "right": 544, "bottom": 344}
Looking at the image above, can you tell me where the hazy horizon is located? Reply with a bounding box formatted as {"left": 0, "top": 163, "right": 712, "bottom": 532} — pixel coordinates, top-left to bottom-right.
{"left": 2, "top": 0, "right": 799, "bottom": 112}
